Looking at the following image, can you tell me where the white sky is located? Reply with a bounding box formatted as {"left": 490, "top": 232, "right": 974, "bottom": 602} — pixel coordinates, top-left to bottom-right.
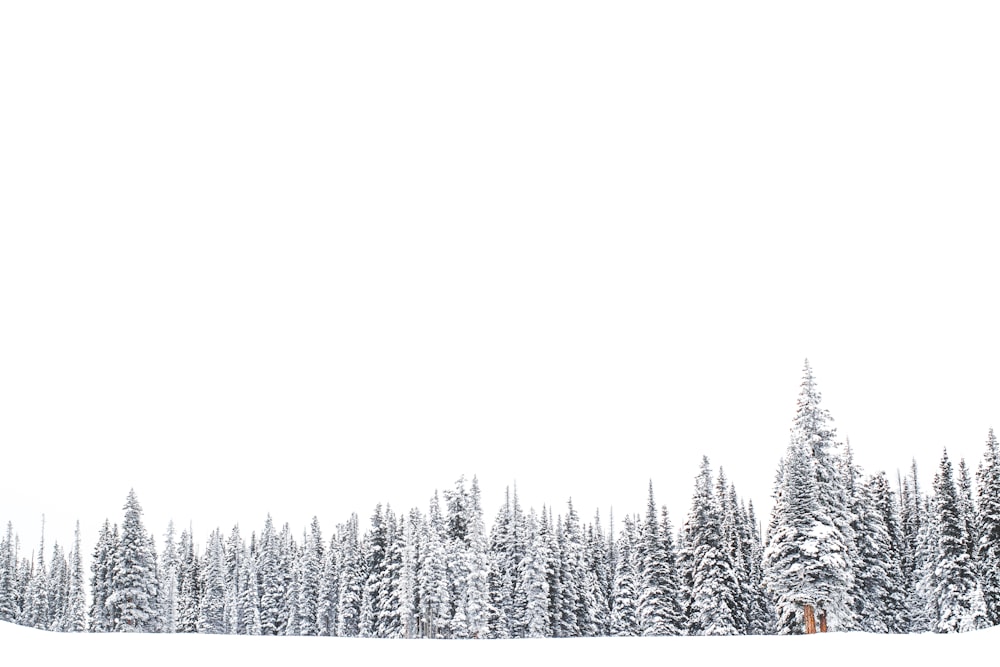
{"left": 2, "top": 2, "right": 999, "bottom": 557}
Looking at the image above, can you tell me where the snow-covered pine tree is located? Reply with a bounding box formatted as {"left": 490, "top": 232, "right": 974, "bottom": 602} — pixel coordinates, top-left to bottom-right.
{"left": 0, "top": 522, "right": 16, "bottom": 623}
{"left": 764, "top": 440, "right": 818, "bottom": 633}
{"left": 912, "top": 495, "right": 940, "bottom": 632}
{"left": 358, "top": 504, "right": 398, "bottom": 637}
{"left": 337, "top": 516, "right": 364, "bottom": 637}
{"left": 977, "top": 428, "right": 1000, "bottom": 625}
{"left": 462, "top": 476, "right": 492, "bottom": 638}
{"left": 956, "top": 459, "right": 978, "bottom": 564}
{"left": 159, "top": 521, "right": 179, "bottom": 633}
{"left": 90, "top": 519, "right": 118, "bottom": 632}
{"left": 418, "top": 494, "right": 450, "bottom": 637}
{"left": 110, "top": 490, "right": 158, "bottom": 632}
{"left": 521, "top": 510, "right": 551, "bottom": 637}
{"left": 317, "top": 532, "right": 339, "bottom": 636}
{"left": 557, "top": 500, "right": 586, "bottom": 638}
{"left": 373, "top": 508, "right": 403, "bottom": 638}
{"left": 296, "top": 517, "right": 323, "bottom": 635}
{"left": 933, "top": 449, "right": 987, "bottom": 632}
{"left": 237, "top": 534, "right": 262, "bottom": 635}
{"left": 198, "top": 528, "right": 226, "bottom": 634}
{"left": 857, "top": 471, "right": 908, "bottom": 633}
{"left": 764, "top": 361, "right": 855, "bottom": 633}
{"left": 398, "top": 509, "right": 420, "bottom": 638}
{"left": 14, "top": 553, "right": 31, "bottom": 625}
{"left": 65, "top": 521, "right": 87, "bottom": 632}
{"left": 742, "top": 501, "right": 773, "bottom": 634}
{"left": 541, "top": 507, "right": 561, "bottom": 637}
{"left": 584, "top": 511, "right": 612, "bottom": 636}
{"left": 47, "top": 541, "right": 69, "bottom": 631}
{"left": 256, "top": 515, "right": 283, "bottom": 635}
{"left": 637, "top": 481, "right": 682, "bottom": 635}
{"left": 488, "top": 485, "right": 527, "bottom": 638}
{"left": 716, "top": 471, "right": 750, "bottom": 634}
{"left": 176, "top": 528, "right": 201, "bottom": 633}
{"left": 278, "top": 525, "right": 299, "bottom": 636}
{"left": 23, "top": 520, "right": 50, "bottom": 630}
{"left": 445, "top": 478, "right": 472, "bottom": 639}
{"left": 224, "top": 525, "right": 243, "bottom": 634}
{"left": 683, "top": 458, "right": 739, "bottom": 635}
{"left": 609, "top": 514, "right": 640, "bottom": 636}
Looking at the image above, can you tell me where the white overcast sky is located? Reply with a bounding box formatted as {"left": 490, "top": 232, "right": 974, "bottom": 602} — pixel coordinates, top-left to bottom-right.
{"left": 2, "top": 2, "right": 999, "bottom": 556}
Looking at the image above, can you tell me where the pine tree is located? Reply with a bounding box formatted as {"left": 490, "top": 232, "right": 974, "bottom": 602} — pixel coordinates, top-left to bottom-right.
{"left": 584, "top": 511, "right": 612, "bottom": 636}
{"left": 238, "top": 535, "right": 262, "bottom": 635}
{"left": 110, "top": 490, "right": 158, "bottom": 632}
{"left": 717, "top": 472, "right": 750, "bottom": 634}
{"left": 0, "top": 522, "right": 16, "bottom": 623}
{"left": 933, "top": 449, "right": 986, "bottom": 632}
{"left": 521, "top": 510, "right": 551, "bottom": 637}
{"left": 609, "top": 514, "right": 640, "bottom": 636}
{"left": 317, "top": 533, "right": 340, "bottom": 636}
{"left": 47, "top": 541, "right": 69, "bottom": 631}
{"left": 277, "top": 524, "right": 298, "bottom": 636}
{"left": 417, "top": 492, "right": 451, "bottom": 638}
{"left": 65, "top": 522, "right": 88, "bottom": 632}
{"left": 488, "top": 486, "right": 527, "bottom": 638}
{"left": 557, "top": 500, "right": 586, "bottom": 638}
{"left": 764, "top": 441, "right": 818, "bottom": 633}
{"left": 398, "top": 509, "right": 420, "bottom": 638}
{"left": 198, "top": 528, "right": 226, "bottom": 634}
{"left": 637, "top": 481, "right": 682, "bottom": 635}
{"left": 23, "top": 519, "right": 50, "bottom": 630}
{"left": 223, "top": 525, "right": 243, "bottom": 634}
{"left": 176, "top": 528, "right": 201, "bottom": 633}
{"left": 976, "top": 428, "right": 1000, "bottom": 625}
{"left": 956, "top": 459, "right": 978, "bottom": 563}
{"left": 462, "top": 476, "right": 492, "bottom": 638}
{"left": 764, "top": 361, "right": 855, "bottom": 632}
{"left": 683, "top": 458, "right": 739, "bottom": 635}
{"left": 743, "top": 501, "right": 773, "bottom": 634}
{"left": 853, "top": 472, "right": 907, "bottom": 633}
{"left": 912, "top": 496, "right": 940, "bottom": 632}
{"left": 336, "top": 515, "right": 363, "bottom": 637}
{"left": 256, "top": 515, "right": 283, "bottom": 635}
{"left": 900, "top": 461, "right": 924, "bottom": 630}
{"left": 296, "top": 517, "right": 323, "bottom": 635}
{"left": 159, "top": 521, "right": 179, "bottom": 633}
{"left": 90, "top": 520, "right": 118, "bottom": 632}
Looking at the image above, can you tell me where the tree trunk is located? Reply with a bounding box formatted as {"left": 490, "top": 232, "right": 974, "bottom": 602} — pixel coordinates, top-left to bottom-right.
{"left": 803, "top": 604, "right": 816, "bottom": 634}
{"left": 819, "top": 609, "right": 827, "bottom": 633}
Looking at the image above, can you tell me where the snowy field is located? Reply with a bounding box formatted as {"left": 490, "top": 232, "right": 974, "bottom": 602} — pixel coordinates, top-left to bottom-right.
{"left": 3, "top": 621, "right": 996, "bottom": 666}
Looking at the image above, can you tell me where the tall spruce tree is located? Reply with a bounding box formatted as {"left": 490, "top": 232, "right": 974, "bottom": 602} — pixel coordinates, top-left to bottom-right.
{"left": 933, "top": 449, "right": 986, "bottom": 632}
{"left": 198, "top": 528, "right": 226, "bottom": 634}
{"left": 764, "top": 361, "right": 855, "bottom": 632}
{"left": 90, "top": 520, "right": 119, "bottom": 632}
{"left": 110, "top": 490, "right": 158, "bottom": 632}
{"left": 23, "top": 520, "right": 49, "bottom": 630}
{"left": 683, "top": 458, "right": 739, "bottom": 635}
{"left": 976, "top": 428, "right": 1000, "bottom": 625}
{"left": 223, "top": 526, "right": 243, "bottom": 634}
{"left": 609, "top": 514, "right": 640, "bottom": 636}
{"left": 65, "top": 521, "right": 87, "bottom": 632}
{"left": 0, "top": 522, "right": 16, "bottom": 623}
{"left": 336, "top": 515, "right": 363, "bottom": 637}
{"left": 636, "top": 481, "right": 682, "bottom": 635}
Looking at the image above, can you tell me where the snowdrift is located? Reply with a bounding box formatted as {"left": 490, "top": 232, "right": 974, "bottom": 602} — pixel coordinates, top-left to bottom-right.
{"left": 2, "top": 621, "right": 997, "bottom": 667}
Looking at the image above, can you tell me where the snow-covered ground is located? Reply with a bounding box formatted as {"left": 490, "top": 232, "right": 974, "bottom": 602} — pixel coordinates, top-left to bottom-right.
{"left": 3, "top": 621, "right": 996, "bottom": 666}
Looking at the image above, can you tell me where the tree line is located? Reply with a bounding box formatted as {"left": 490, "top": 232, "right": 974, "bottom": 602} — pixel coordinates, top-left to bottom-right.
{"left": 2, "top": 360, "right": 999, "bottom": 636}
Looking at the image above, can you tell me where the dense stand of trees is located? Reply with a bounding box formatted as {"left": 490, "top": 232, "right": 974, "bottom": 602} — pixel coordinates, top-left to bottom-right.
{"left": 3, "top": 361, "right": 1000, "bottom": 636}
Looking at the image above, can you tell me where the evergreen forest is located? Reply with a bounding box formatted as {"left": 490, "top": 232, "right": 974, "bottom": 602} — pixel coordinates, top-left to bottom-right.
{"left": 2, "top": 361, "right": 999, "bottom": 637}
